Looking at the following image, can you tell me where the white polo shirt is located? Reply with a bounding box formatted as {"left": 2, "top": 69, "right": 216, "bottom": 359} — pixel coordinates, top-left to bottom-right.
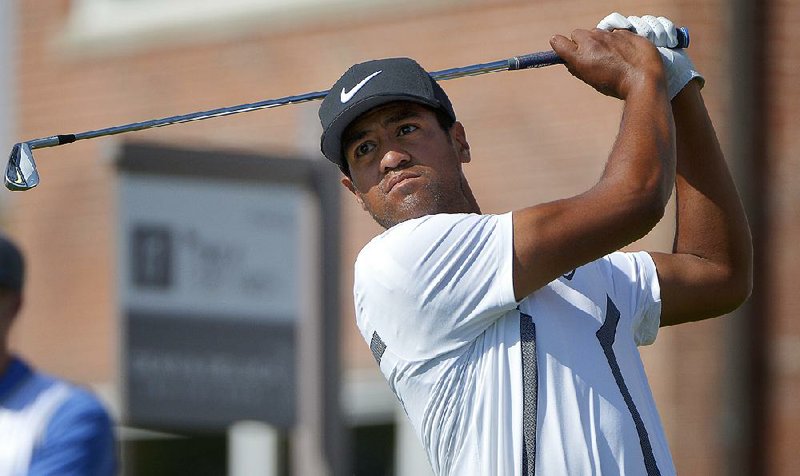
{"left": 353, "top": 212, "right": 675, "bottom": 476}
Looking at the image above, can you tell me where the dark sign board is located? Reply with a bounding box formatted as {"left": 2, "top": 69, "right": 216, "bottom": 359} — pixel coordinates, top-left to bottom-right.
{"left": 126, "top": 311, "right": 295, "bottom": 429}
{"left": 116, "top": 144, "right": 339, "bottom": 439}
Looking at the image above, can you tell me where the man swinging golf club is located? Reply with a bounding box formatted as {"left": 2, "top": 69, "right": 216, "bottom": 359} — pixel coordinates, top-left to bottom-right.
{"left": 318, "top": 12, "right": 752, "bottom": 476}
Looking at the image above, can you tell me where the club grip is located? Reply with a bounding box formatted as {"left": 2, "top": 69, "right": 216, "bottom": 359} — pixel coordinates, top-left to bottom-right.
{"left": 676, "top": 26, "right": 690, "bottom": 49}
{"left": 509, "top": 26, "right": 690, "bottom": 71}
{"left": 508, "top": 51, "right": 564, "bottom": 70}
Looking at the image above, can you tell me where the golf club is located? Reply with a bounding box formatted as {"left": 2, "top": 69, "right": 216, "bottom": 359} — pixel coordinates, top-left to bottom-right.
{"left": 4, "top": 27, "right": 689, "bottom": 191}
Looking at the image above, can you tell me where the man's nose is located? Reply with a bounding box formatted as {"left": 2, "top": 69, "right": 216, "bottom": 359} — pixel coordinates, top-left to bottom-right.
{"left": 380, "top": 148, "right": 411, "bottom": 174}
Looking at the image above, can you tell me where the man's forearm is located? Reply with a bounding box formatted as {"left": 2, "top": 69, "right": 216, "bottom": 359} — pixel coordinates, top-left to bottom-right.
{"left": 666, "top": 81, "right": 753, "bottom": 319}
{"left": 604, "top": 77, "right": 676, "bottom": 215}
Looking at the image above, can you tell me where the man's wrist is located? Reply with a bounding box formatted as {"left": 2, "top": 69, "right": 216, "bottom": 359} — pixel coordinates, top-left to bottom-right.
{"left": 658, "top": 47, "right": 705, "bottom": 99}
{"left": 624, "top": 65, "right": 669, "bottom": 102}
{"left": 670, "top": 79, "right": 702, "bottom": 107}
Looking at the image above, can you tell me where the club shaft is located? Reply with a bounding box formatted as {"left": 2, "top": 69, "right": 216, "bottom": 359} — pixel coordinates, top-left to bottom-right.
{"left": 22, "top": 52, "right": 564, "bottom": 151}
{"left": 22, "top": 26, "right": 688, "bottom": 152}
{"left": 25, "top": 89, "right": 331, "bottom": 150}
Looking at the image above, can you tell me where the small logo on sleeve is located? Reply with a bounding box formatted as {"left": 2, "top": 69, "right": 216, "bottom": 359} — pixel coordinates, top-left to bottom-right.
{"left": 370, "top": 331, "right": 387, "bottom": 365}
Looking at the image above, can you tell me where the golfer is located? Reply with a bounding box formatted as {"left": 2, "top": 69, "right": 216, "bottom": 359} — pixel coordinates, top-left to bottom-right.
{"left": 318, "top": 13, "right": 752, "bottom": 475}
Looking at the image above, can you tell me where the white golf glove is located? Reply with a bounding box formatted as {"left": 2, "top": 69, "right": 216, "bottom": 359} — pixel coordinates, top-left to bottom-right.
{"left": 596, "top": 12, "right": 704, "bottom": 99}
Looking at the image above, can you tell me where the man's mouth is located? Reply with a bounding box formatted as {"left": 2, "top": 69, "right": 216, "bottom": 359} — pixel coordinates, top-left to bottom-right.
{"left": 385, "top": 171, "right": 420, "bottom": 193}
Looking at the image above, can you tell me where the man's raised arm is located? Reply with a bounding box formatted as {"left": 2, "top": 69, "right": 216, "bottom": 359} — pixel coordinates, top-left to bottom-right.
{"left": 511, "top": 29, "right": 676, "bottom": 300}
{"left": 651, "top": 81, "right": 753, "bottom": 325}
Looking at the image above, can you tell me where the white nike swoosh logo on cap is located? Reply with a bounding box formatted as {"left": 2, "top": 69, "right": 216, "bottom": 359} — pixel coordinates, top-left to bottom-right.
{"left": 340, "top": 71, "right": 382, "bottom": 103}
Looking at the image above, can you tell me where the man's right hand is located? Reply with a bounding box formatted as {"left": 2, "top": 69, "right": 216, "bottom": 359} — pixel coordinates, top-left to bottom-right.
{"left": 549, "top": 28, "right": 667, "bottom": 100}
{"left": 595, "top": 13, "right": 705, "bottom": 99}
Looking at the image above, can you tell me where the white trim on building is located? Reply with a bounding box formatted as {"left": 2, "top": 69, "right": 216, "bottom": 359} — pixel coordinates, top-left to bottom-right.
{"left": 60, "top": 0, "right": 463, "bottom": 57}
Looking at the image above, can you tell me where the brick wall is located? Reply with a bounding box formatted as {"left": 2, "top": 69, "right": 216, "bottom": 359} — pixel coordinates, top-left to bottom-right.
{"left": 5, "top": 0, "right": 798, "bottom": 473}
{"left": 766, "top": 0, "right": 800, "bottom": 473}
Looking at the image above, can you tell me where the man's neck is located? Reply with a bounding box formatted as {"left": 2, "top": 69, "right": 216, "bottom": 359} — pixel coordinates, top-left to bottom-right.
{"left": 459, "top": 174, "right": 482, "bottom": 214}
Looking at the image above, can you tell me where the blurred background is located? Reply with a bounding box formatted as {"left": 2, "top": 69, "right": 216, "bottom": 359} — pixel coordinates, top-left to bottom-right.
{"left": 0, "top": 0, "right": 797, "bottom": 474}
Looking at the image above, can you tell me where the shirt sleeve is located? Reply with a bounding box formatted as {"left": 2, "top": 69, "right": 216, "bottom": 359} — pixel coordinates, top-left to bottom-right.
{"left": 354, "top": 213, "right": 518, "bottom": 360}
{"left": 603, "top": 251, "right": 662, "bottom": 346}
{"left": 29, "top": 387, "right": 117, "bottom": 476}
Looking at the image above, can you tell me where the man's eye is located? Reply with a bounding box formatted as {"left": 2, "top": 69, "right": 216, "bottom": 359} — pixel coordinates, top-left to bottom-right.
{"left": 354, "top": 142, "right": 375, "bottom": 157}
{"left": 398, "top": 124, "right": 418, "bottom": 136}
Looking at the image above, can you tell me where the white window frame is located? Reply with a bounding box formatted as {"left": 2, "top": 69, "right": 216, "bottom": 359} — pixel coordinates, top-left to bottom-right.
{"left": 61, "top": 0, "right": 457, "bottom": 57}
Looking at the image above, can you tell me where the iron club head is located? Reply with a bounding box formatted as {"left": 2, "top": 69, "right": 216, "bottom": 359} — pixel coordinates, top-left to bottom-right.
{"left": 5, "top": 142, "right": 40, "bottom": 191}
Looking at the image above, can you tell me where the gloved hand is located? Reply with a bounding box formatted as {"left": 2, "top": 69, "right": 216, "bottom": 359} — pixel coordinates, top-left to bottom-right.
{"left": 596, "top": 12, "right": 704, "bottom": 99}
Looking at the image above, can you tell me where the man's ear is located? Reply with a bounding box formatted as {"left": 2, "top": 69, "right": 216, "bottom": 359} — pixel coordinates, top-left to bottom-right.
{"left": 450, "top": 121, "right": 471, "bottom": 163}
{"left": 341, "top": 176, "right": 367, "bottom": 211}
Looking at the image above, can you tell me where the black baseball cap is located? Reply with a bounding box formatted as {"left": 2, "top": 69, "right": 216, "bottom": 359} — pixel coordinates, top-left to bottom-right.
{"left": 319, "top": 57, "right": 456, "bottom": 173}
{"left": 0, "top": 234, "right": 24, "bottom": 292}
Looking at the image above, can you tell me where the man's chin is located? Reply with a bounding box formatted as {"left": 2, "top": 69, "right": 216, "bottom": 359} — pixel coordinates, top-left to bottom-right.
{"left": 375, "top": 199, "right": 442, "bottom": 229}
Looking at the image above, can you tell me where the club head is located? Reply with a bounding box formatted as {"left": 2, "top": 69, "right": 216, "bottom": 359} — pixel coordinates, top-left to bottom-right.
{"left": 5, "top": 142, "right": 40, "bottom": 191}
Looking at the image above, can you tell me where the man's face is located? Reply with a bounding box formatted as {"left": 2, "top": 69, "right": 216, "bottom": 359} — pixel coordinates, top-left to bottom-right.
{"left": 340, "top": 102, "right": 474, "bottom": 228}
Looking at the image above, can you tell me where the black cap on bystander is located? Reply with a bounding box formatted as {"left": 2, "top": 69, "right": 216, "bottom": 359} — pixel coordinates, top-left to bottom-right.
{"left": 0, "top": 234, "right": 24, "bottom": 292}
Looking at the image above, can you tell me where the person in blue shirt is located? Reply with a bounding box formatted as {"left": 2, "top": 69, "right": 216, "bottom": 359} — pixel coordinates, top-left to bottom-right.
{"left": 0, "top": 233, "right": 117, "bottom": 475}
